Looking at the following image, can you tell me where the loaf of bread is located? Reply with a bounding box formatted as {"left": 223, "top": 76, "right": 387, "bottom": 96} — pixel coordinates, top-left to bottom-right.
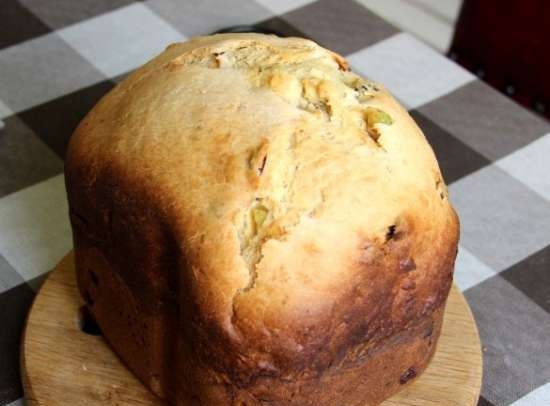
{"left": 65, "top": 33, "right": 459, "bottom": 406}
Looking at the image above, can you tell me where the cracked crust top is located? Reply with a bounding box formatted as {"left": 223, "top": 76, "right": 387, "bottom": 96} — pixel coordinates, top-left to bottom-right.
{"left": 66, "top": 33, "right": 459, "bottom": 388}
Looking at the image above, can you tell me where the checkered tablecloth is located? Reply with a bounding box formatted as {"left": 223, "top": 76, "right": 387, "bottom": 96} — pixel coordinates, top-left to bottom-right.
{"left": 1, "top": 1, "right": 549, "bottom": 405}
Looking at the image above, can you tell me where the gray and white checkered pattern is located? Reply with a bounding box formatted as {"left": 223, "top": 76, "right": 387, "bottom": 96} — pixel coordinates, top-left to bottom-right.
{"left": 1, "top": 1, "right": 549, "bottom": 405}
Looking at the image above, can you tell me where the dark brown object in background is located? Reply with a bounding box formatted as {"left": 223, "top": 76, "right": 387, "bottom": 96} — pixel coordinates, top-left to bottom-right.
{"left": 449, "top": 0, "right": 550, "bottom": 120}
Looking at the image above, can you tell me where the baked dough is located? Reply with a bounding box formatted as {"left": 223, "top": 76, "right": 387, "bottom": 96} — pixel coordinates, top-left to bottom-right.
{"left": 65, "top": 33, "right": 459, "bottom": 406}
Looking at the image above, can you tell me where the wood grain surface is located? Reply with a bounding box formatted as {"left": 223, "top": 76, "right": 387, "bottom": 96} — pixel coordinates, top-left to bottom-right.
{"left": 21, "top": 252, "right": 482, "bottom": 406}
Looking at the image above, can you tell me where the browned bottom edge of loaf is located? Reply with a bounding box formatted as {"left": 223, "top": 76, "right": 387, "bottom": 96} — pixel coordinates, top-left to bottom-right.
{"left": 76, "top": 247, "right": 444, "bottom": 406}
{"left": 184, "top": 309, "right": 443, "bottom": 406}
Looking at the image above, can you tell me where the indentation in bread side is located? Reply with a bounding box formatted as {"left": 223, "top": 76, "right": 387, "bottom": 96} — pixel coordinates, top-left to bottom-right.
{"left": 234, "top": 130, "right": 301, "bottom": 304}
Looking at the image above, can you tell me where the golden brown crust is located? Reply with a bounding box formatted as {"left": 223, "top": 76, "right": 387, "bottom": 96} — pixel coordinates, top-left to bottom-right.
{"left": 65, "top": 33, "right": 460, "bottom": 405}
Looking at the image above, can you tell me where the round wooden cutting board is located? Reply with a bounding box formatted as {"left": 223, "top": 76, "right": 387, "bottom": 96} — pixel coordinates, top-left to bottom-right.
{"left": 21, "top": 252, "right": 482, "bottom": 406}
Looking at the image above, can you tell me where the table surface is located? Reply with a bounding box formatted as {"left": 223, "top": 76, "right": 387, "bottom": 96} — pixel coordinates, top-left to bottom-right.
{"left": 0, "top": 1, "right": 549, "bottom": 406}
